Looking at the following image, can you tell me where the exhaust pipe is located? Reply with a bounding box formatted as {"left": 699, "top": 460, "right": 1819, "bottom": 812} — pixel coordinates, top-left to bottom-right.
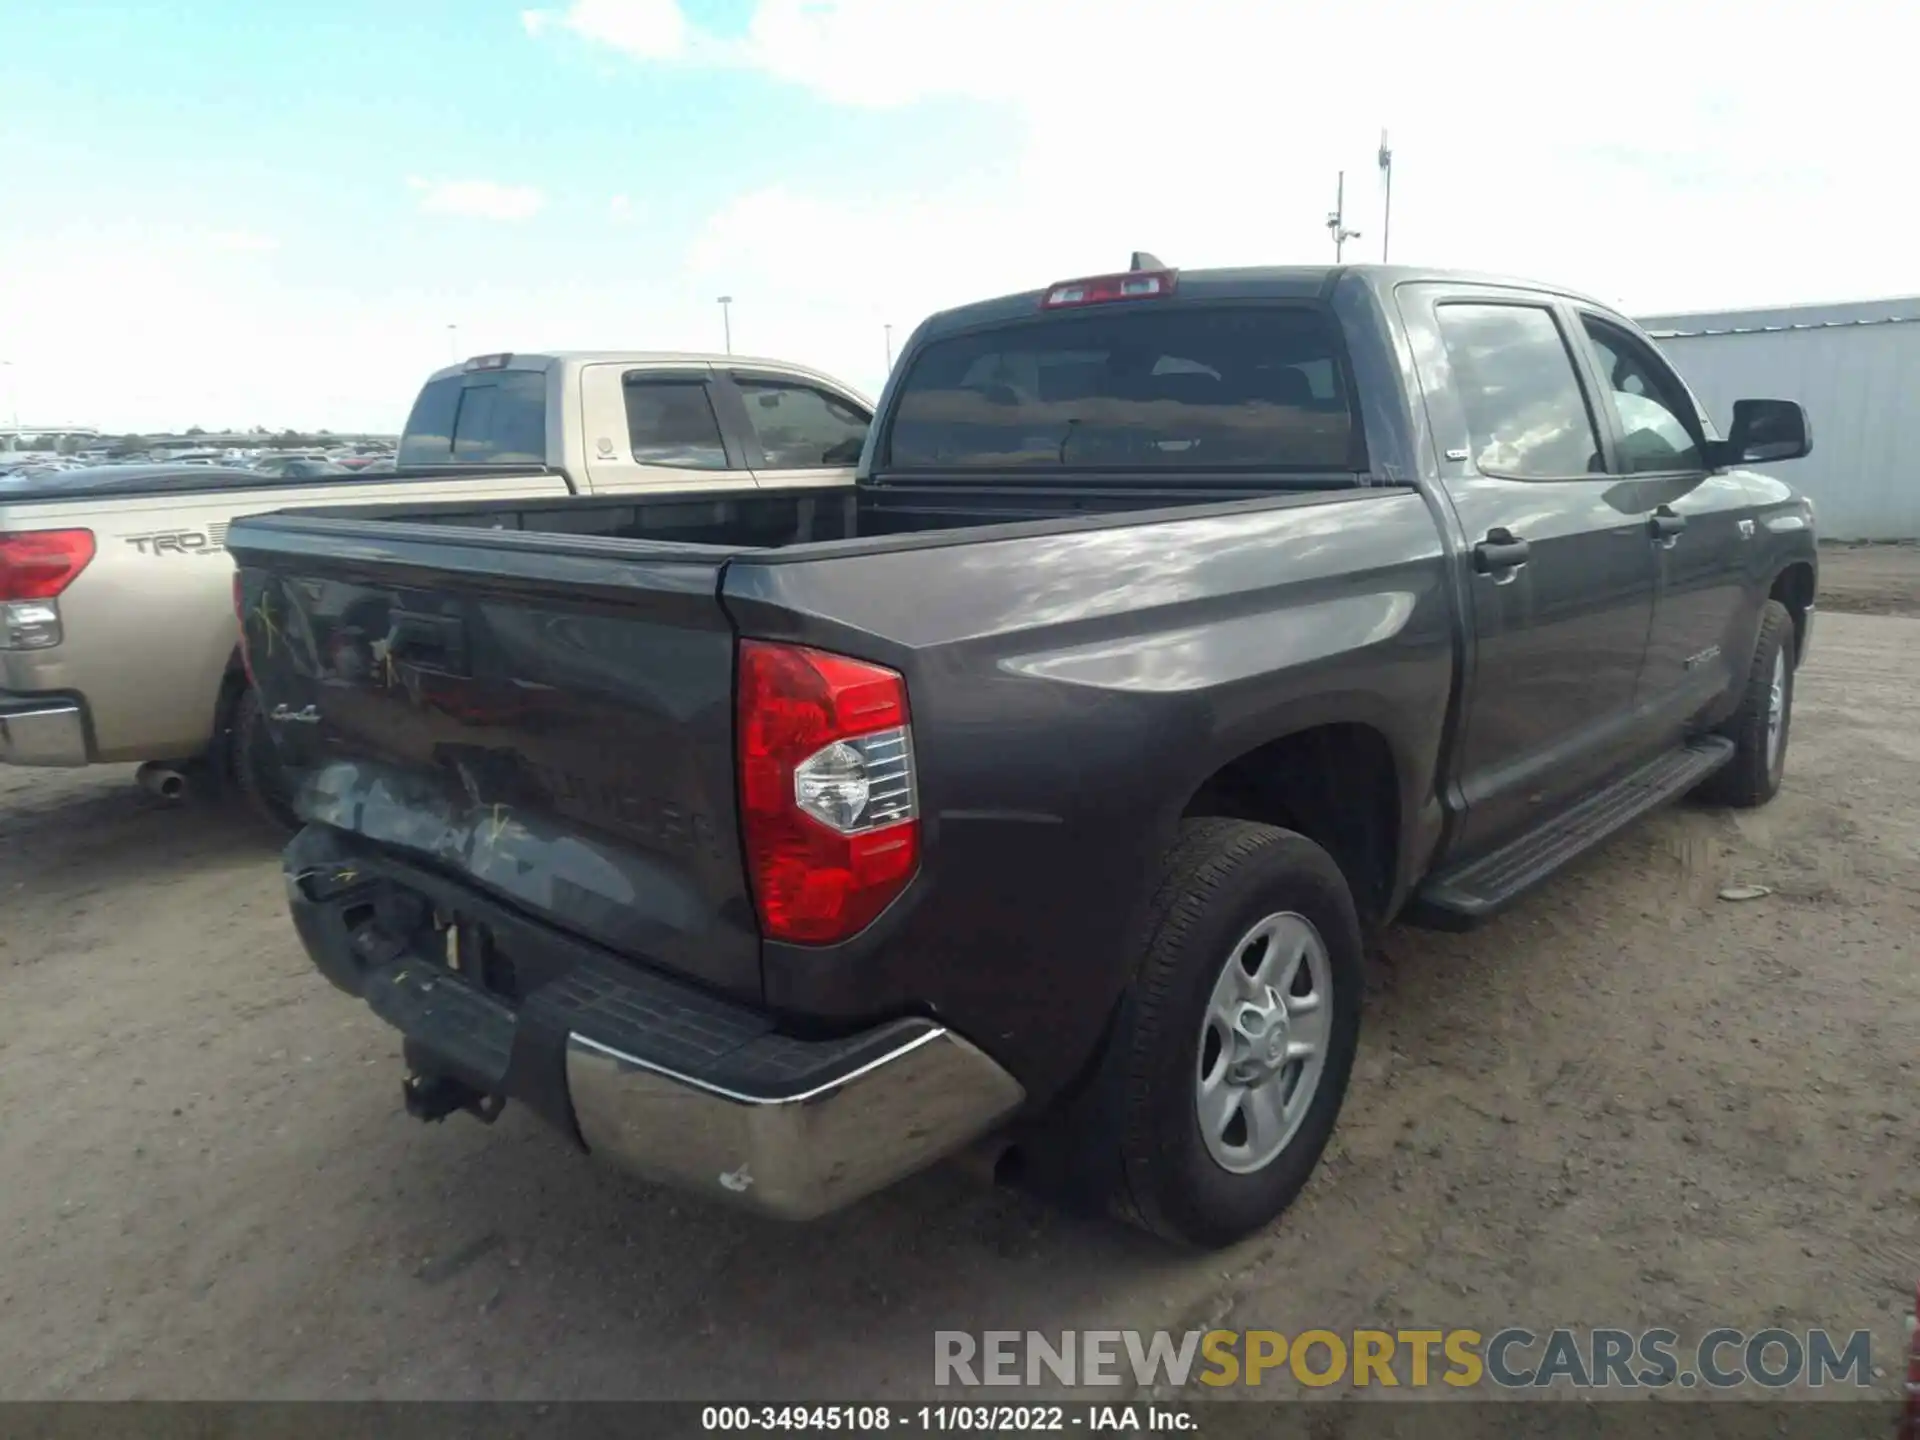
{"left": 136, "top": 762, "right": 188, "bottom": 803}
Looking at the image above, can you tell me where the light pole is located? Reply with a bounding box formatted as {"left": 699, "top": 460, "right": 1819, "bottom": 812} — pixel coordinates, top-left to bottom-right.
{"left": 1326, "top": 171, "right": 1361, "bottom": 262}
{"left": 884, "top": 324, "right": 894, "bottom": 370}
{"left": 717, "top": 296, "right": 733, "bottom": 355}
{"left": 0, "top": 361, "right": 15, "bottom": 441}
{"left": 446, "top": 324, "right": 458, "bottom": 363}
{"left": 1377, "top": 131, "right": 1394, "bottom": 264}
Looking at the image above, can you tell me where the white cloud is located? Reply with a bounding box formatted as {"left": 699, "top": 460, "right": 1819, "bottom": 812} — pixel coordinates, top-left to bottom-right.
{"left": 407, "top": 176, "right": 547, "bottom": 222}
{"left": 522, "top": 0, "right": 691, "bottom": 59}
{"left": 204, "top": 230, "right": 279, "bottom": 254}
{"left": 553, "top": 0, "right": 1908, "bottom": 400}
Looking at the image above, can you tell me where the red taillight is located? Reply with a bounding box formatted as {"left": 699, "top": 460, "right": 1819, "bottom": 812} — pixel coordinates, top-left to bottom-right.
{"left": 0, "top": 529, "right": 95, "bottom": 601}
{"left": 737, "top": 640, "right": 919, "bottom": 946}
{"left": 1040, "top": 269, "right": 1178, "bottom": 309}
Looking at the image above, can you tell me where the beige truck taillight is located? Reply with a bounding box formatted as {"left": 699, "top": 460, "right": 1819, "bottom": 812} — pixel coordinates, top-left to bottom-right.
{"left": 0, "top": 529, "right": 95, "bottom": 650}
{"left": 737, "top": 640, "right": 919, "bottom": 945}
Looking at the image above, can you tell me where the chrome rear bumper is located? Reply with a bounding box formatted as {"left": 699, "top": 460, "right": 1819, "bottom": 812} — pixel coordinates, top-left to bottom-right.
{"left": 282, "top": 824, "right": 1025, "bottom": 1222}
{"left": 566, "top": 1023, "right": 1024, "bottom": 1220}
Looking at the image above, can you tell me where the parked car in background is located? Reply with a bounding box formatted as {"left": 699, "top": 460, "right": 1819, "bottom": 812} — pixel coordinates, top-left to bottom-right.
{"left": 230, "top": 263, "right": 1816, "bottom": 1245}
{"left": 250, "top": 455, "right": 349, "bottom": 479}
{"left": 0, "top": 350, "right": 873, "bottom": 821}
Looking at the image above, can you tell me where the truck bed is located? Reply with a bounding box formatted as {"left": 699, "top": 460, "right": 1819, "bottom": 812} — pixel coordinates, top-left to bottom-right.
{"left": 232, "top": 475, "right": 1380, "bottom": 562}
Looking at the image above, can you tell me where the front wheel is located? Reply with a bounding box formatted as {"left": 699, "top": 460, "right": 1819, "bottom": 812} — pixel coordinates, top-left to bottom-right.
{"left": 1696, "top": 599, "right": 1796, "bottom": 809}
{"left": 1097, "top": 819, "right": 1364, "bottom": 1248}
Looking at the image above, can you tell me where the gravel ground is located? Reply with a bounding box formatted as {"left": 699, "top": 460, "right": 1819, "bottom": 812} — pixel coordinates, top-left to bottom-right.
{"left": 0, "top": 607, "right": 1915, "bottom": 1405}
{"left": 1819, "top": 539, "right": 1920, "bottom": 617}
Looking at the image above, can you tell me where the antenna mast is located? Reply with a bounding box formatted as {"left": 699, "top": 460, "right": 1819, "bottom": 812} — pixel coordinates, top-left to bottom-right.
{"left": 1326, "top": 171, "right": 1361, "bottom": 262}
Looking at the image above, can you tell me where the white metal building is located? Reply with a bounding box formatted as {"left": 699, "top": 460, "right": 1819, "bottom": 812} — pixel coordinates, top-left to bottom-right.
{"left": 1634, "top": 297, "right": 1920, "bottom": 541}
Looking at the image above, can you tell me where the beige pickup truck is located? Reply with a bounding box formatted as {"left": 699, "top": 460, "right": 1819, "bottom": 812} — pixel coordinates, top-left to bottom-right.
{"left": 0, "top": 350, "right": 872, "bottom": 818}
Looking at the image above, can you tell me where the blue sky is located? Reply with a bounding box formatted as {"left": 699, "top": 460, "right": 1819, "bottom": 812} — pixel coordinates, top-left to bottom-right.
{"left": 1, "top": 0, "right": 1906, "bottom": 432}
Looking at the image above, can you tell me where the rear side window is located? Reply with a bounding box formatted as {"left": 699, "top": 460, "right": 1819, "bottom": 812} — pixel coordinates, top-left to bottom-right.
{"left": 736, "top": 379, "right": 868, "bottom": 467}
{"left": 398, "top": 371, "right": 546, "bottom": 465}
{"left": 886, "top": 306, "right": 1357, "bottom": 472}
{"left": 625, "top": 378, "right": 730, "bottom": 469}
{"left": 452, "top": 370, "right": 547, "bottom": 464}
{"left": 1435, "top": 304, "right": 1602, "bottom": 479}
{"left": 397, "top": 376, "right": 462, "bottom": 465}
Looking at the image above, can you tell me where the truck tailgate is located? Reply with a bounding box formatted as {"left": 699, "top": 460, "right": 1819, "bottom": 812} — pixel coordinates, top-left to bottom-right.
{"left": 228, "top": 519, "right": 761, "bottom": 1002}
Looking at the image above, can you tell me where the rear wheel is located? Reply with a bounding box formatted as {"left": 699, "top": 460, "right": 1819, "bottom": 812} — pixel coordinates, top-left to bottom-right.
{"left": 230, "top": 686, "right": 298, "bottom": 831}
{"left": 1092, "top": 818, "right": 1364, "bottom": 1248}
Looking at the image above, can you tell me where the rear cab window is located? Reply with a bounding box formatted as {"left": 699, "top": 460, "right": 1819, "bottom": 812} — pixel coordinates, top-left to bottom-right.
{"left": 884, "top": 305, "right": 1360, "bottom": 474}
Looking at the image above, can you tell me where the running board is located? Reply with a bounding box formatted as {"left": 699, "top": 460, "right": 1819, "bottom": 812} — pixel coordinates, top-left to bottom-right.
{"left": 1410, "top": 736, "right": 1735, "bottom": 929}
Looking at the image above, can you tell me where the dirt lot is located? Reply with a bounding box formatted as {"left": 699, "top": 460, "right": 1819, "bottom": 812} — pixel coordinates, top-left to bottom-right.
{"left": 2, "top": 568, "right": 1917, "bottom": 1403}
{"left": 1817, "top": 540, "right": 1920, "bottom": 617}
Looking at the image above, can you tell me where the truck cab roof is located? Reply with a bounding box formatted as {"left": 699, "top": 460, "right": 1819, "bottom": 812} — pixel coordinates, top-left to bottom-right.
{"left": 421, "top": 351, "right": 872, "bottom": 405}
{"left": 915, "top": 264, "right": 1620, "bottom": 342}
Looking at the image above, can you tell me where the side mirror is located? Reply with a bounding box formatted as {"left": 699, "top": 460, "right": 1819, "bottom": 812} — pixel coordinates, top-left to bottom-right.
{"left": 1710, "top": 398, "right": 1811, "bottom": 467}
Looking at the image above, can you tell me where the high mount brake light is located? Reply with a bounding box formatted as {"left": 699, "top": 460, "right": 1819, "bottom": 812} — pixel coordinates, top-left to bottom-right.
{"left": 1040, "top": 269, "right": 1178, "bottom": 309}
{"left": 737, "top": 640, "right": 919, "bottom": 946}
{"left": 464, "top": 353, "right": 513, "bottom": 371}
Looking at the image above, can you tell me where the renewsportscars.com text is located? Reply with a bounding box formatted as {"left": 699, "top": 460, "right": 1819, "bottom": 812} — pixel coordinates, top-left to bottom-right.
{"left": 934, "top": 1328, "right": 1873, "bottom": 1391}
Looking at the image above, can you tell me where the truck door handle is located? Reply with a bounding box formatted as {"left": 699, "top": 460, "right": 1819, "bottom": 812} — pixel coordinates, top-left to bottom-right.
{"left": 387, "top": 611, "right": 470, "bottom": 676}
{"left": 1649, "top": 507, "right": 1687, "bottom": 545}
{"left": 1472, "top": 527, "right": 1531, "bottom": 574}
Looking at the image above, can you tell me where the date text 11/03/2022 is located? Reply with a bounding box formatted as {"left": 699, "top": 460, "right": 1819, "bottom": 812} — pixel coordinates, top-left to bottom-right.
{"left": 702, "top": 1408, "right": 1194, "bottom": 1432}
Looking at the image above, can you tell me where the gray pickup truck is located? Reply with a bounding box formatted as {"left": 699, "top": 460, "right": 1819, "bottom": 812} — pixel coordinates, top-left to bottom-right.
{"left": 230, "top": 261, "right": 1816, "bottom": 1248}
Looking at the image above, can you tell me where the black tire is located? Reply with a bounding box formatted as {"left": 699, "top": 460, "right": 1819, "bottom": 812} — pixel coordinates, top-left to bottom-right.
{"left": 230, "top": 686, "right": 299, "bottom": 831}
{"left": 1695, "top": 599, "right": 1796, "bottom": 809}
{"left": 1093, "top": 818, "right": 1364, "bottom": 1248}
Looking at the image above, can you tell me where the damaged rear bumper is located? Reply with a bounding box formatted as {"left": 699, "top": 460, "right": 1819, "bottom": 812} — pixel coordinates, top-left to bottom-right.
{"left": 282, "top": 825, "right": 1023, "bottom": 1220}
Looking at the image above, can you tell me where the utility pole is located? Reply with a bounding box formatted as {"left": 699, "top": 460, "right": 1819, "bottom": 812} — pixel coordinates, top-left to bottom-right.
{"left": 1326, "top": 171, "right": 1361, "bottom": 262}
{"left": 446, "top": 324, "right": 458, "bottom": 363}
{"left": 884, "top": 324, "right": 894, "bottom": 370}
{"left": 717, "top": 295, "right": 733, "bottom": 355}
{"left": 1377, "top": 130, "right": 1394, "bottom": 264}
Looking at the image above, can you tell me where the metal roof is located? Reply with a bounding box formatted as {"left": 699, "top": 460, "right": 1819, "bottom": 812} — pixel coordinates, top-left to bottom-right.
{"left": 1636, "top": 295, "right": 1920, "bottom": 339}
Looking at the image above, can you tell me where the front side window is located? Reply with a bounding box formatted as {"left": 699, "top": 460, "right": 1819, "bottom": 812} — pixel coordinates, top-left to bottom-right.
{"left": 1580, "top": 316, "right": 1704, "bottom": 474}
{"left": 624, "top": 378, "right": 729, "bottom": 470}
{"left": 735, "top": 379, "right": 868, "bottom": 467}
{"left": 1435, "top": 303, "right": 1603, "bottom": 479}
{"left": 887, "top": 305, "right": 1357, "bottom": 472}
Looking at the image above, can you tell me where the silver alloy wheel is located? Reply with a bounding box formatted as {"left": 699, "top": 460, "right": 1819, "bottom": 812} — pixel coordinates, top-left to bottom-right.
{"left": 1765, "top": 646, "right": 1787, "bottom": 771}
{"left": 1195, "top": 911, "right": 1333, "bottom": 1175}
